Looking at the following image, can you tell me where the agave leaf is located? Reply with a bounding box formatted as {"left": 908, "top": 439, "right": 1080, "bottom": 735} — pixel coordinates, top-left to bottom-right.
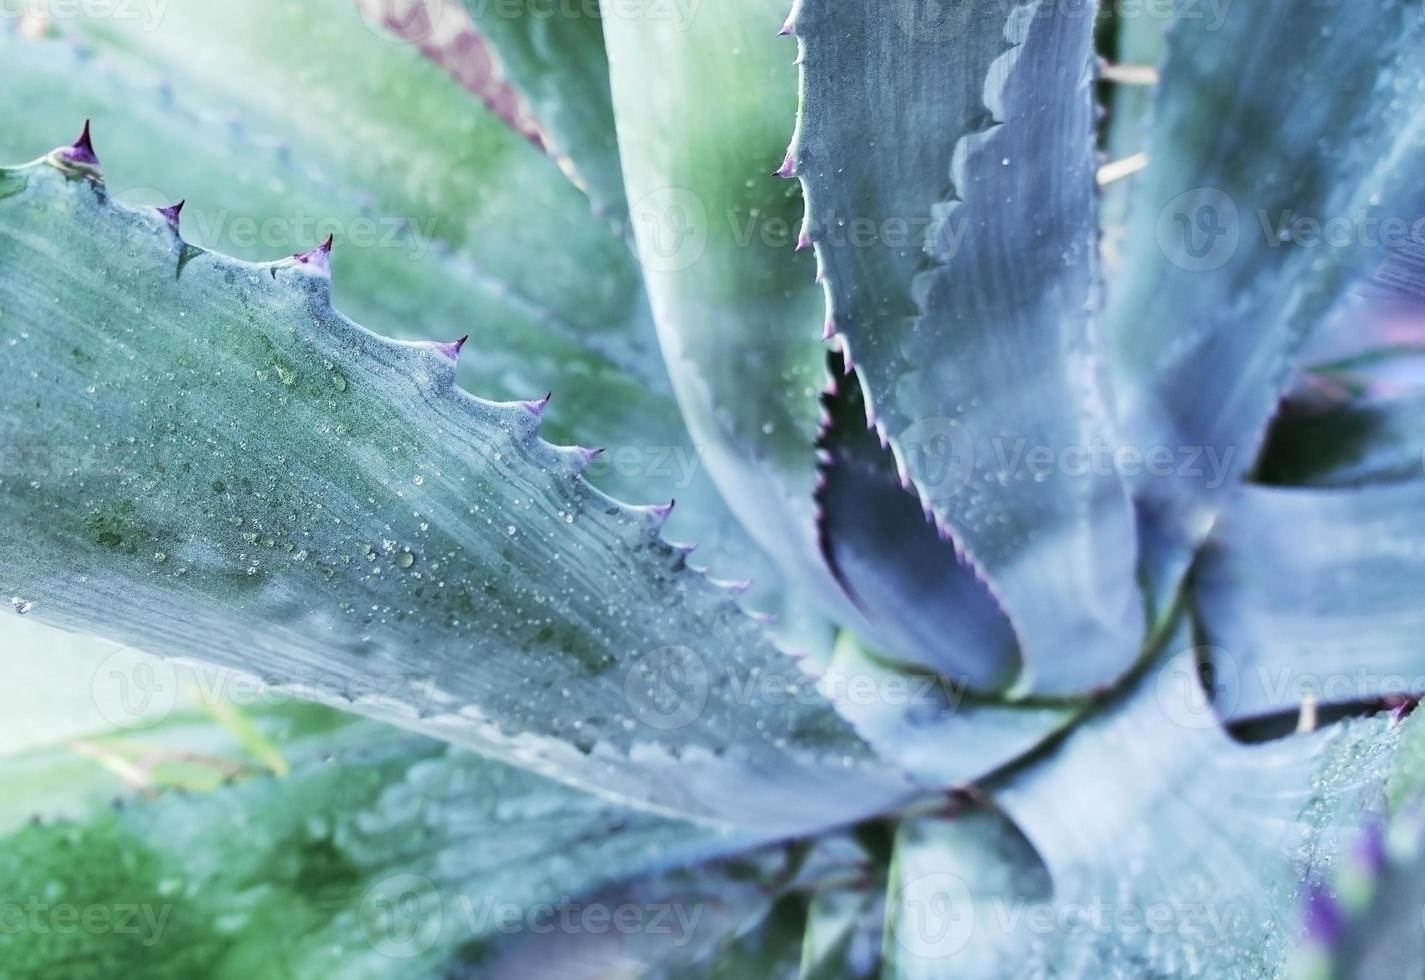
{"left": 1105, "top": 0, "right": 1425, "bottom": 608}
{"left": 1194, "top": 483, "right": 1425, "bottom": 721}
{"left": 464, "top": 834, "right": 870, "bottom": 977}
{"left": 816, "top": 368, "right": 1019, "bottom": 689}
{"left": 881, "top": 804, "right": 1051, "bottom": 979}
{"left": 453, "top": 0, "right": 628, "bottom": 226}
{"left": 799, "top": 882, "right": 882, "bottom": 980}
{"left": 601, "top": 0, "right": 849, "bottom": 620}
{"left": 0, "top": 733, "right": 746, "bottom": 978}
{"left": 0, "top": 8, "right": 797, "bottom": 617}
{"left": 977, "top": 639, "right": 1422, "bottom": 977}
{"left": 0, "top": 158, "right": 910, "bottom": 831}
{"left": 791, "top": 0, "right": 1144, "bottom": 693}
{"left": 818, "top": 635, "right": 1077, "bottom": 789}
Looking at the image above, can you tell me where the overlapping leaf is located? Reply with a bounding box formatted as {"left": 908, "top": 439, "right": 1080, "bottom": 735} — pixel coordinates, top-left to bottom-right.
{"left": 0, "top": 158, "right": 910, "bottom": 830}
{"left": 792, "top": 0, "right": 1144, "bottom": 693}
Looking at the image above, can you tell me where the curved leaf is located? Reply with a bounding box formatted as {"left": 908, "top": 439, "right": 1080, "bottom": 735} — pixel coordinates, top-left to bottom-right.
{"left": 1195, "top": 483, "right": 1425, "bottom": 721}
{"left": 816, "top": 367, "right": 1019, "bottom": 689}
{"left": 818, "top": 636, "right": 1076, "bottom": 789}
{"left": 882, "top": 804, "right": 1050, "bottom": 979}
{"left": 791, "top": 0, "right": 1144, "bottom": 693}
{"left": 453, "top": 0, "right": 627, "bottom": 226}
{"left": 0, "top": 733, "right": 742, "bottom": 978}
{"left": 982, "top": 640, "right": 1420, "bottom": 977}
{"left": 602, "top": 0, "right": 859, "bottom": 626}
{"left": 0, "top": 5, "right": 799, "bottom": 623}
{"left": 0, "top": 157, "right": 911, "bottom": 831}
{"left": 1105, "top": 0, "right": 1425, "bottom": 607}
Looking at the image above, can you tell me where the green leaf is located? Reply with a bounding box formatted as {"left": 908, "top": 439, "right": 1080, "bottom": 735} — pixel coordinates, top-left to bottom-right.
{"left": 1105, "top": 0, "right": 1425, "bottom": 607}
{"left": 0, "top": 2, "right": 811, "bottom": 639}
{"left": 1195, "top": 483, "right": 1425, "bottom": 721}
{"left": 0, "top": 158, "right": 909, "bottom": 832}
{"left": 0, "top": 734, "right": 742, "bottom": 979}
{"left": 790, "top": 0, "right": 1144, "bottom": 693}
{"left": 602, "top": 0, "right": 853, "bottom": 624}
{"left": 455, "top": 0, "right": 628, "bottom": 226}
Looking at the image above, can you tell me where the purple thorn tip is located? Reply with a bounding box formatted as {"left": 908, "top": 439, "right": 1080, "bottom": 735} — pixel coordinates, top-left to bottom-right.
{"left": 293, "top": 234, "right": 333, "bottom": 273}
{"left": 774, "top": 151, "right": 796, "bottom": 179}
{"left": 434, "top": 335, "right": 468, "bottom": 362}
{"left": 579, "top": 447, "right": 605, "bottom": 464}
{"left": 796, "top": 231, "right": 812, "bottom": 252}
{"left": 523, "top": 391, "right": 552, "bottom": 417}
{"left": 651, "top": 499, "right": 676, "bottom": 521}
{"left": 158, "top": 200, "right": 185, "bottom": 229}
{"left": 62, "top": 119, "right": 100, "bottom": 167}
{"left": 778, "top": 18, "right": 794, "bottom": 36}
{"left": 821, "top": 317, "right": 836, "bottom": 341}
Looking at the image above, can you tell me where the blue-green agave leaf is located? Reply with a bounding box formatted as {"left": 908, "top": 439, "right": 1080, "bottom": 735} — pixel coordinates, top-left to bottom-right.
{"left": 1195, "top": 484, "right": 1425, "bottom": 721}
{"left": 1106, "top": 0, "right": 1425, "bottom": 608}
{"left": 815, "top": 367, "right": 1019, "bottom": 689}
{"left": 882, "top": 803, "right": 1051, "bottom": 979}
{"left": 0, "top": 731, "right": 748, "bottom": 978}
{"left": 0, "top": 156, "right": 911, "bottom": 831}
{"left": 818, "top": 636, "right": 1076, "bottom": 789}
{"left": 799, "top": 880, "right": 882, "bottom": 980}
{"left": 979, "top": 644, "right": 1421, "bottom": 977}
{"left": 0, "top": 4, "right": 802, "bottom": 627}
{"left": 462, "top": 834, "right": 868, "bottom": 977}
{"left": 791, "top": 0, "right": 1144, "bottom": 694}
{"left": 602, "top": 0, "right": 849, "bottom": 624}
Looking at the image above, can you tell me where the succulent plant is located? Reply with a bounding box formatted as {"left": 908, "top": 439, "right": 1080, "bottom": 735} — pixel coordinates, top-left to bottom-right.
{"left": 2, "top": 0, "right": 1425, "bottom": 976}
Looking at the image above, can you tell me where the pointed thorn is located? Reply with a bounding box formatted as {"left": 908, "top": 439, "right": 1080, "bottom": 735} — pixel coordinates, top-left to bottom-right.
{"left": 777, "top": 18, "right": 794, "bottom": 36}
{"left": 821, "top": 317, "right": 836, "bottom": 341}
{"left": 157, "top": 200, "right": 185, "bottom": 230}
{"left": 434, "top": 335, "right": 468, "bottom": 362}
{"left": 578, "top": 447, "right": 605, "bottom": 465}
{"left": 293, "top": 234, "right": 334, "bottom": 274}
{"left": 522, "top": 391, "right": 552, "bottom": 417}
{"left": 68, "top": 119, "right": 99, "bottom": 166}
{"left": 648, "top": 498, "right": 676, "bottom": 524}
{"left": 796, "top": 231, "right": 812, "bottom": 252}
{"left": 774, "top": 151, "right": 796, "bottom": 179}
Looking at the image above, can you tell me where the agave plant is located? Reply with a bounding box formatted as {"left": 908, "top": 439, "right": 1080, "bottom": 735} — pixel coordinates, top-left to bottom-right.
{"left": 3, "top": 0, "right": 1425, "bottom": 975}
